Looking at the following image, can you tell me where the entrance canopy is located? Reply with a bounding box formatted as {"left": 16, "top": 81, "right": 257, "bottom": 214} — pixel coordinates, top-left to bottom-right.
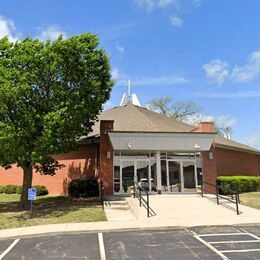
{"left": 108, "top": 131, "right": 216, "bottom": 152}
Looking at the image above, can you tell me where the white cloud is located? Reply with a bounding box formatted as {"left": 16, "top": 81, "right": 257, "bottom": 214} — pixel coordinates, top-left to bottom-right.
{"left": 193, "top": 90, "right": 260, "bottom": 98}
{"left": 0, "top": 15, "right": 20, "bottom": 42}
{"left": 203, "top": 59, "right": 229, "bottom": 85}
{"left": 214, "top": 115, "right": 237, "bottom": 129}
{"left": 111, "top": 68, "right": 188, "bottom": 87}
{"left": 169, "top": 16, "right": 183, "bottom": 27}
{"left": 116, "top": 44, "right": 125, "bottom": 54}
{"left": 134, "top": 0, "right": 179, "bottom": 12}
{"left": 247, "top": 134, "right": 260, "bottom": 149}
{"left": 132, "top": 75, "right": 189, "bottom": 86}
{"left": 192, "top": 0, "right": 202, "bottom": 8}
{"left": 103, "top": 100, "right": 115, "bottom": 110}
{"left": 111, "top": 68, "right": 120, "bottom": 80}
{"left": 36, "top": 25, "right": 67, "bottom": 42}
{"left": 231, "top": 50, "right": 260, "bottom": 83}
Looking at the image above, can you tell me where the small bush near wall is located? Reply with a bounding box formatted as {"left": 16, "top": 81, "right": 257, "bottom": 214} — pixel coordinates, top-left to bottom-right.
{"left": 4, "top": 185, "right": 19, "bottom": 194}
{"left": 0, "top": 185, "right": 48, "bottom": 196}
{"left": 68, "top": 178, "right": 99, "bottom": 198}
{"left": 33, "top": 185, "right": 49, "bottom": 196}
{"left": 217, "top": 176, "right": 260, "bottom": 194}
{"left": 0, "top": 186, "right": 5, "bottom": 193}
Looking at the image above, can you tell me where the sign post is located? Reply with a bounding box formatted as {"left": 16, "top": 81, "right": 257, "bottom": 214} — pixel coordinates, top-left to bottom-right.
{"left": 28, "top": 188, "right": 37, "bottom": 217}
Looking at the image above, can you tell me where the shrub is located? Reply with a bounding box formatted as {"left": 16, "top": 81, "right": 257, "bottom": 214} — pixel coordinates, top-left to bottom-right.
{"left": 16, "top": 186, "right": 22, "bottom": 194}
{"left": 217, "top": 176, "right": 260, "bottom": 195}
{"left": 4, "top": 185, "right": 19, "bottom": 194}
{"left": 32, "top": 185, "right": 48, "bottom": 196}
{"left": 68, "top": 177, "right": 99, "bottom": 198}
{"left": 0, "top": 185, "right": 5, "bottom": 193}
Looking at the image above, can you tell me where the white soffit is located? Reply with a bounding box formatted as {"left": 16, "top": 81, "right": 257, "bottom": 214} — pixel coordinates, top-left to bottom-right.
{"left": 108, "top": 132, "right": 216, "bottom": 151}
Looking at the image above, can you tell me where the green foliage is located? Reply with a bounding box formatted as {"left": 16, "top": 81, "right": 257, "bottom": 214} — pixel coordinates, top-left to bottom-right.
{"left": 217, "top": 176, "right": 260, "bottom": 194}
{"left": 4, "top": 185, "right": 19, "bottom": 194}
{"left": 0, "top": 184, "right": 48, "bottom": 195}
{"left": 0, "top": 186, "right": 5, "bottom": 193}
{"left": 16, "top": 185, "right": 22, "bottom": 194}
{"left": 33, "top": 185, "right": 48, "bottom": 196}
{"left": 68, "top": 177, "right": 99, "bottom": 198}
{"left": 0, "top": 34, "right": 113, "bottom": 174}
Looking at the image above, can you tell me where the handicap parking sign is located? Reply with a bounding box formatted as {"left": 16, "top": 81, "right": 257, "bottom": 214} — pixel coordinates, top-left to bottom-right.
{"left": 28, "top": 188, "right": 37, "bottom": 200}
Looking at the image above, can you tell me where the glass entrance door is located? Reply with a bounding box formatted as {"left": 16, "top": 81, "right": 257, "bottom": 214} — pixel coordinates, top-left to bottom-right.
{"left": 121, "top": 161, "right": 135, "bottom": 193}
{"left": 165, "top": 160, "right": 197, "bottom": 193}
{"left": 168, "top": 161, "right": 181, "bottom": 192}
{"left": 120, "top": 160, "right": 153, "bottom": 193}
{"left": 183, "top": 161, "right": 196, "bottom": 192}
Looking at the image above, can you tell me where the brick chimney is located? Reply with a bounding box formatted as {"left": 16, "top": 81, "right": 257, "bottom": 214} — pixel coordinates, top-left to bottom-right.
{"left": 192, "top": 122, "right": 215, "bottom": 132}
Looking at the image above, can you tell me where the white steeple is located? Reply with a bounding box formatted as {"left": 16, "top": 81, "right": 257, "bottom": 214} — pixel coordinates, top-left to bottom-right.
{"left": 120, "top": 80, "right": 141, "bottom": 106}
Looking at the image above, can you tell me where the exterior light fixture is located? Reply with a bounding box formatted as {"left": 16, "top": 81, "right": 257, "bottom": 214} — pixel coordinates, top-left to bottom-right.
{"left": 209, "top": 151, "right": 214, "bottom": 160}
{"left": 194, "top": 144, "right": 200, "bottom": 150}
{"left": 127, "top": 142, "right": 132, "bottom": 149}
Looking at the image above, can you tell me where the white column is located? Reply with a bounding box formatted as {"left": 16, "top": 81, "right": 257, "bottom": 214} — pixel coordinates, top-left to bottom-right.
{"left": 134, "top": 161, "right": 137, "bottom": 184}
{"left": 181, "top": 161, "right": 184, "bottom": 192}
{"left": 156, "top": 151, "right": 162, "bottom": 193}
{"left": 120, "top": 161, "right": 123, "bottom": 192}
{"left": 148, "top": 162, "right": 152, "bottom": 192}
{"left": 194, "top": 160, "right": 198, "bottom": 188}
{"left": 166, "top": 160, "right": 169, "bottom": 191}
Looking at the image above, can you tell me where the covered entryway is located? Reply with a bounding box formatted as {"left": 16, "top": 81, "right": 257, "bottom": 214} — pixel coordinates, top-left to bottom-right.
{"left": 109, "top": 132, "right": 215, "bottom": 195}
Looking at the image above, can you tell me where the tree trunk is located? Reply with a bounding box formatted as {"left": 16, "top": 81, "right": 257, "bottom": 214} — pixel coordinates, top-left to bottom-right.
{"left": 20, "top": 163, "right": 33, "bottom": 210}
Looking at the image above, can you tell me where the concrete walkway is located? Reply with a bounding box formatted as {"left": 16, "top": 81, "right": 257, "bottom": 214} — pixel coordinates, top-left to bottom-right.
{"left": 126, "top": 194, "right": 260, "bottom": 226}
{"left": 0, "top": 194, "right": 259, "bottom": 239}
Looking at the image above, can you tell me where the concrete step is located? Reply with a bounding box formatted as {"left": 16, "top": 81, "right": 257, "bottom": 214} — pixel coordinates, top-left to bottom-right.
{"left": 104, "top": 200, "right": 130, "bottom": 210}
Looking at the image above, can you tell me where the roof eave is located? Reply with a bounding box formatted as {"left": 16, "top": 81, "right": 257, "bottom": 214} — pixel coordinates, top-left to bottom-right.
{"left": 215, "top": 143, "right": 260, "bottom": 155}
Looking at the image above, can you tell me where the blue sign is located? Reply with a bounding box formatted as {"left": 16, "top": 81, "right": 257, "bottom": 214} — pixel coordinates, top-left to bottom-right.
{"left": 28, "top": 188, "right": 37, "bottom": 200}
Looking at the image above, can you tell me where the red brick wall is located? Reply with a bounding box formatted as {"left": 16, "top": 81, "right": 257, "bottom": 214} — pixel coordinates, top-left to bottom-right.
{"left": 202, "top": 145, "right": 217, "bottom": 193}
{"left": 0, "top": 144, "right": 97, "bottom": 195}
{"left": 202, "top": 145, "right": 260, "bottom": 194}
{"left": 215, "top": 147, "right": 259, "bottom": 177}
{"left": 99, "top": 120, "right": 114, "bottom": 195}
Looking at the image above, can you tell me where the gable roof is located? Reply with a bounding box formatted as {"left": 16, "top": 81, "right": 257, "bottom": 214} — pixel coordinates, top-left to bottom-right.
{"left": 88, "top": 103, "right": 260, "bottom": 155}
{"left": 90, "top": 103, "right": 194, "bottom": 136}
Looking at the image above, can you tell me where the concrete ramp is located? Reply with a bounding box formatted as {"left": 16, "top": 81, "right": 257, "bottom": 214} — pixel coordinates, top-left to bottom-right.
{"left": 126, "top": 194, "right": 260, "bottom": 226}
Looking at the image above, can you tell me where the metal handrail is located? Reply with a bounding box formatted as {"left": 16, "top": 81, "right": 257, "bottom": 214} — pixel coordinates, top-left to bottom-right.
{"left": 133, "top": 183, "right": 155, "bottom": 217}
{"left": 201, "top": 180, "right": 240, "bottom": 215}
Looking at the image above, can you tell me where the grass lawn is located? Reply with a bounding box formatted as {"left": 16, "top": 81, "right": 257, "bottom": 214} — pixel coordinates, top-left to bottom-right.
{"left": 0, "top": 194, "right": 106, "bottom": 230}
{"left": 240, "top": 192, "right": 260, "bottom": 210}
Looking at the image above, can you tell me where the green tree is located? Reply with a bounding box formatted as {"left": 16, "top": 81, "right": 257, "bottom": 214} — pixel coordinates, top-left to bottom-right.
{"left": 0, "top": 34, "right": 113, "bottom": 209}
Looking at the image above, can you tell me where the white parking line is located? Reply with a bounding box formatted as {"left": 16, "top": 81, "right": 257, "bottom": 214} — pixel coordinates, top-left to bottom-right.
{"left": 98, "top": 233, "right": 106, "bottom": 260}
{"left": 192, "top": 230, "right": 260, "bottom": 259}
{"left": 210, "top": 240, "right": 260, "bottom": 244}
{"left": 190, "top": 231, "right": 229, "bottom": 260}
{"left": 199, "top": 232, "right": 248, "bottom": 237}
{"left": 239, "top": 228, "right": 260, "bottom": 240}
{"left": 221, "top": 248, "right": 260, "bottom": 253}
{"left": 0, "top": 239, "right": 20, "bottom": 260}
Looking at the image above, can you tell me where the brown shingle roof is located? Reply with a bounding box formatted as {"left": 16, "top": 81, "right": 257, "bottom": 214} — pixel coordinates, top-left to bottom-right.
{"left": 90, "top": 103, "right": 194, "bottom": 135}
{"left": 88, "top": 103, "right": 260, "bottom": 154}
{"left": 215, "top": 135, "right": 259, "bottom": 154}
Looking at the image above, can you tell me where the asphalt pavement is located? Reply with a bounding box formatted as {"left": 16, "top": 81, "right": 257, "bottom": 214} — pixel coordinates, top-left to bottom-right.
{"left": 0, "top": 225, "right": 260, "bottom": 260}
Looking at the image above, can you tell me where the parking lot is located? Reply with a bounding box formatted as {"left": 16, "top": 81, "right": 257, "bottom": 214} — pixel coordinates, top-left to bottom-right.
{"left": 0, "top": 225, "right": 260, "bottom": 259}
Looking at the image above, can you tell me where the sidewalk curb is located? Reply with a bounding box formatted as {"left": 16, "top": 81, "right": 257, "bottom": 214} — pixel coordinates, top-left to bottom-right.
{"left": 0, "top": 221, "right": 260, "bottom": 240}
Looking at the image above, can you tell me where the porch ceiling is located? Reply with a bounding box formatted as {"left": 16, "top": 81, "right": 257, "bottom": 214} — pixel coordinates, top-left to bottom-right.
{"left": 108, "top": 131, "right": 216, "bottom": 152}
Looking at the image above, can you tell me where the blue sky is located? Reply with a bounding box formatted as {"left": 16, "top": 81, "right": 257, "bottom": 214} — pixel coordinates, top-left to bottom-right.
{"left": 1, "top": 0, "right": 260, "bottom": 148}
